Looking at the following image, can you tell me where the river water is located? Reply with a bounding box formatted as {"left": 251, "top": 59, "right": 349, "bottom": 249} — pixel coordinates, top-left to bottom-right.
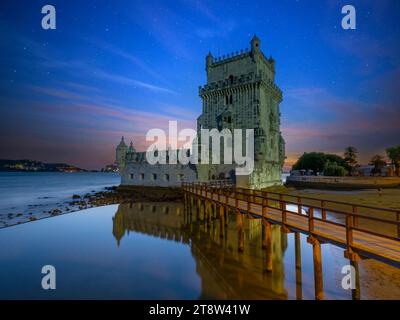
{"left": 0, "top": 202, "right": 398, "bottom": 299}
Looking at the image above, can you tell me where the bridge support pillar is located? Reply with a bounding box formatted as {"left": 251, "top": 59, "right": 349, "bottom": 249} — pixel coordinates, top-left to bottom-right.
{"left": 351, "top": 260, "right": 361, "bottom": 300}
{"left": 197, "top": 199, "right": 202, "bottom": 220}
{"left": 236, "top": 209, "right": 244, "bottom": 252}
{"left": 207, "top": 201, "right": 212, "bottom": 225}
{"left": 263, "top": 220, "right": 273, "bottom": 272}
{"left": 307, "top": 236, "right": 324, "bottom": 300}
{"left": 295, "top": 233, "right": 302, "bottom": 300}
{"left": 219, "top": 205, "right": 225, "bottom": 238}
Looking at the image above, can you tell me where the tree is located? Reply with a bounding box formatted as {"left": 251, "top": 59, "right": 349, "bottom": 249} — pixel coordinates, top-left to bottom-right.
{"left": 292, "top": 152, "right": 326, "bottom": 175}
{"left": 292, "top": 152, "right": 349, "bottom": 175}
{"left": 386, "top": 146, "right": 400, "bottom": 176}
{"left": 325, "top": 154, "right": 351, "bottom": 171}
{"left": 369, "top": 155, "right": 387, "bottom": 176}
{"left": 344, "top": 146, "right": 358, "bottom": 175}
{"left": 323, "top": 161, "right": 347, "bottom": 176}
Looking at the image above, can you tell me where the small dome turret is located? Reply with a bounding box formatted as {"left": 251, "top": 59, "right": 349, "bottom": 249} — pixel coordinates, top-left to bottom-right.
{"left": 117, "top": 136, "right": 127, "bottom": 148}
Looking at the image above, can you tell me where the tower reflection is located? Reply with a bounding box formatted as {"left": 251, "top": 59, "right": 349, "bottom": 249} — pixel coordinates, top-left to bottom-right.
{"left": 112, "top": 202, "right": 288, "bottom": 299}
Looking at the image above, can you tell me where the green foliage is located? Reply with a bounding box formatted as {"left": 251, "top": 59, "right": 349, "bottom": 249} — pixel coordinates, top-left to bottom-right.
{"left": 369, "top": 154, "right": 387, "bottom": 175}
{"left": 344, "top": 146, "right": 358, "bottom": 173}
{"left": 292, "top": 152, "right": 326, "bottom": 174}
{"left": 323, "top": 161, "right": 347, "bottom": 177}
{"left": 292, "top": 152, "right": 349, "bottom": 175}
{"left": 325, "top": 154, "right": 350, "bottom": 171}
{"left": 386, "top": 145, "right": 400, "bottom": 176}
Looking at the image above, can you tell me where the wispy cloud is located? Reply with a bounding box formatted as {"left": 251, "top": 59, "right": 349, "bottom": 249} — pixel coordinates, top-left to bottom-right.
{"left": 86, "top": 38, "right": 168, "bottom": 84}
{"left": 15, "top": 36, "right": 175, "bottom": 95}
{"left": 92, "top": 68, "right": 176, "bottom": 94}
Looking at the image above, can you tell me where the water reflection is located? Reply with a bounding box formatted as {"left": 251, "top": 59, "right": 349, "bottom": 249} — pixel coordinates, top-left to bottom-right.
{"left": 1, "top": 202, "right": 398, "bottom": 299}
{"left": 113, "top": 202, "right": 288, "bottom": 299}
{"left": 112, "top": 201, "right": 400, "bottom": 300}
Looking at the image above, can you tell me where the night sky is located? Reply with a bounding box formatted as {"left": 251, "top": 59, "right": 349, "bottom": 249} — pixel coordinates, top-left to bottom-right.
{"left": 0, "top": 0, "right": 399, "bottom": 170}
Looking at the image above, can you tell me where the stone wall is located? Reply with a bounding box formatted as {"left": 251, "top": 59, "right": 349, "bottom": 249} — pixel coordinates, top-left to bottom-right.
{"left": 121, "top": 162, "right": 197, "bottom": 187}
{"left": 286, "top": 175, "right": 400, "bottom": 189}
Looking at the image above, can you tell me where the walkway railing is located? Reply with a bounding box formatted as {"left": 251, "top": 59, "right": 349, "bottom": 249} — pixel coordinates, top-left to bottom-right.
{"left": 182, "top": 182, "right": 400, "bottom": 268}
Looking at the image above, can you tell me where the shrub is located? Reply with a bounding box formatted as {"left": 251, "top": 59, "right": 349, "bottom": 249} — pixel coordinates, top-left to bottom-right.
{"left": 323, "top": 161, "right": 347, "bottom": 176}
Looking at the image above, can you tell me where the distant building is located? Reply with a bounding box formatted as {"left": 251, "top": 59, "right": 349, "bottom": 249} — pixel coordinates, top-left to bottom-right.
{"left": 116, "top": 37, "right": 285, "bottom": 189}
{"left": 102, "top": 164, "right": 119, "bottom": 173}
{"left": 356, "top": 165, "right": 394, "bottom": 177}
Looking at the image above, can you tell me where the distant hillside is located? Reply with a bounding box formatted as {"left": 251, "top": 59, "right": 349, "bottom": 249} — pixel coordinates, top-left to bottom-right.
{"left": 0, "top": 159, "right": 87, "bottom": 172}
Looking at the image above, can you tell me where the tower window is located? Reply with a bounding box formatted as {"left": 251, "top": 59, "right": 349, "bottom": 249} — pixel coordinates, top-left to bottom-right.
{"left": 165, "top": 174, "right": 170, "bottom": 181}
{"left": 152, "top": 174, "right": 157, "bottom": 180}
{"left": 140, "top": 173, "right": 144, "bottom": 180}
{"left": 130, "top": 173, "right": 134, "bottom": 179}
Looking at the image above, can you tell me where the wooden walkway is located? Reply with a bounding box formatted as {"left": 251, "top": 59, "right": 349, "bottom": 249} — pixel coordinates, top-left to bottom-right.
{"left": 183, "top": 183, "right": 400, "bottom": 268}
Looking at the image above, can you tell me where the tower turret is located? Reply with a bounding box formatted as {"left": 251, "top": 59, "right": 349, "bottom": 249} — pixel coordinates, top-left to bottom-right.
{"left": 127, "top": 141, "right": 135, "bottom": 154}
{"left": 116, "top": 136, "right": 128, "bottom": 172}
{"left": 206, "top": 51, "right": 213, "bottom": 72}
{"left": 250, "top": 34, "right": 261, "bottom": 55}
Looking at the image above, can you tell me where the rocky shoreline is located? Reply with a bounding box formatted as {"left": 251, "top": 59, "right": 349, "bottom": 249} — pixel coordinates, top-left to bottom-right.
{"left": 0, "top": 186, "right": 184, "bottom": 229}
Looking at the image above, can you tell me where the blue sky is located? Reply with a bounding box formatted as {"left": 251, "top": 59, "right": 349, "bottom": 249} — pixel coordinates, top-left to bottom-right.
{"left": 0, "top": 0, "right": 399, "bottom": 169}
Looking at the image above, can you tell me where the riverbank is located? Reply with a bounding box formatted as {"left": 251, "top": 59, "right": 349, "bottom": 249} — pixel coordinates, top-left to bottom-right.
{"left": 267, "top": 185, "right": 400, "bottom": 210}
{"left": 286, "top": 175, "right": 400, "bottom": 189}
{"left": 0, "top": 186, "right": 183, "bottom": 229}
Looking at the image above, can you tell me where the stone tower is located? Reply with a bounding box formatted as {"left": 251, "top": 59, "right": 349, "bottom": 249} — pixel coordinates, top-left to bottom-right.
{"left": 197, "top": 36, "right": 285, "bottom": 188}
{"left": 116, "top": 136, "right": 128, "bottom": 172}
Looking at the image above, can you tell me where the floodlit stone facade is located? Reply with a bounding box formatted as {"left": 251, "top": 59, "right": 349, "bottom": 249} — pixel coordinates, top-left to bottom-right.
{"left": 117, "top": 139, "right": 197, "bottom": 187}
{"left": 117, "top": 37, "right": 285, "bottom": 189}
{"left": 196, "top": 36, "right": 285, "bottom": 188}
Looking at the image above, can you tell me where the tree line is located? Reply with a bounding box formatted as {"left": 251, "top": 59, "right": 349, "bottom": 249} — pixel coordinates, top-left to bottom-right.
{"left": 292, "top": 145, "right": 400, "bottom": 177}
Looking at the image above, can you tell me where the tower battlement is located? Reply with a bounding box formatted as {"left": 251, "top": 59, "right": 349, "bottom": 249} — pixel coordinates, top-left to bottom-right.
{"left": 205, "top": 36, "right": 277, "bottom": 85}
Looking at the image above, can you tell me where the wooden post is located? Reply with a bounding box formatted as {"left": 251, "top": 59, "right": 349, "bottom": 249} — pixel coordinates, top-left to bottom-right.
{"left": 280, "top": 194, "right": 286, "bottom": 222}
{"left": 202, "top": 200, "right": 206, "bottom": 221}
{"left": 308, "top": 237, "right": 324, "bottom": 300}
{"left": 264, "top": 221, "right": 272, "bottom": 272}
{"left": 345, "top": 213, "right": 354, "bottom": 259}
{"left": 397, "top": 211, "right": 400, "bottom": 239}
{"left": 262, "top": 220, "right": 267, "bottom": 249}
{"left": 280, "top": 194, "right": 289, "bottom": 233}
{"left": 295, "top": 233, "right": 302, "bottom": 300}
{"left": 297, "top": 197, "right": 302, "bottom": 215}
{"left": 308, "top": 207, "right": 314, "bottom": 233}
{"left": 352, "top": 206, "right": 358, "bottom": 228}
{"left": 236, "top": 209, "right": 244, "bottom": 252}
{"left": 196, "top": 198, "right": 200, "bottom": 220}
{"left": 351, "top": 260, "right": 361, "bottom": 300}
{"left": 262, "top": 198, "right": 268, "bottom": 218}
{"left": 207, "top": 202, "right": 212, "bottom": 225}
{"left": 321, "top": 200, "right": 327, "bottom": 221}
{"left": 219, "top": 205, "right": 225, "bottom": 238}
